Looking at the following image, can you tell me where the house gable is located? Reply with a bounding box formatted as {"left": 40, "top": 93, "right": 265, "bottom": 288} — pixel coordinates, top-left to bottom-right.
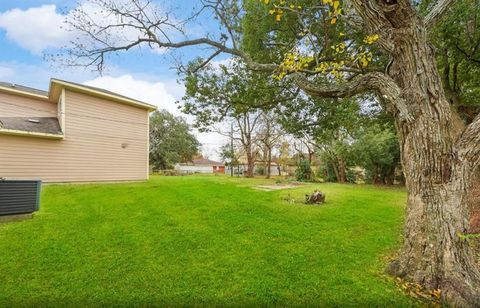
{"left": 0, "top": 79, "right": 155, "bottom": 182}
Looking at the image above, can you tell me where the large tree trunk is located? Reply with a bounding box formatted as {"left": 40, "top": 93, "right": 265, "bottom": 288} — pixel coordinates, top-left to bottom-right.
{"left": 246, "top": 148, "right": 255, "bottom": 178}
{"left": 469, "top": 171, "right": 480, "bottom": 234}
{"left": 337, "top": 157, "right": 347, "bottom": 183}
{"left": 330, "top": 161, "right": 341, "bottom": 183}
{"left": 385, "top": 9, "right": 480, "bottom": 305}
{"left": 372, "top": 165, "right": 380, "bottom": 184}
{"left": 266, "top": 147, "right": 272, "bottom": 179}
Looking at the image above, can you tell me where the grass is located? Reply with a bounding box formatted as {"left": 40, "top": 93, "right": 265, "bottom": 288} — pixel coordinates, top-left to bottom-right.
{"left": 0, "top": 175, "right": 419, "bottom": 306}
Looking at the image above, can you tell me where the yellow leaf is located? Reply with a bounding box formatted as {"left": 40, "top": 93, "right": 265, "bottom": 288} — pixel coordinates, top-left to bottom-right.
{"left": 363, "top": 34, "right": 380, "bottom": 44}
{"left": 333, "top": 0, "right": 340, "bottom": 10}
{"left": 331, "top": 17, "right": 337, "bottom": 24}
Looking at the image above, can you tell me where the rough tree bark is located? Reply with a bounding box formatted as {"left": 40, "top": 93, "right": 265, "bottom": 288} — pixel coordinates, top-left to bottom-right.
{"left": 245, "top": 144, "right": 255, "bottom": 178}
{"left": 353, "top": 0, "right": 480, "bottom": 305}
{"left": 337, "top": 157, "right": 347, "bottom": 183}
{"left": 331, "top": 161, "right": 341, "bottom": 183}
{"left": 297, "top": 0, "right": 480, "bottom": 304}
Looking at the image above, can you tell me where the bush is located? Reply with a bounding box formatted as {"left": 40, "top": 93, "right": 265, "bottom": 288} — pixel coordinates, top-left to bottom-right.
{"left": 346, "top": 169, "right": 357, "bottom": 184}
{"left": 295, "top": 160, "right": 314, "bottom": 182}
{"left": 317, "top": 164, "right": 337, "bottom": 182}
{"left": 256, "top": 165, "right": 265, "bottom": 176}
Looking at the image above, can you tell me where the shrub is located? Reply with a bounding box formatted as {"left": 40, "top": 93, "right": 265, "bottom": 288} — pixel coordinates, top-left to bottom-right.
{"left": 295, "top": 160, "right": 314, "bottom": 182}
{"left": 346, "top": 169, "right": 357, "bottom": 184}
{"left": 317, "top": 164, "right": 337, "bottom": 182}
{"left": 256, "top": 165, "right": 265, "bottom": 176}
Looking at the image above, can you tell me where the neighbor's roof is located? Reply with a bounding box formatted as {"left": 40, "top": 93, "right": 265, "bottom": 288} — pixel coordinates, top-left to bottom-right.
{"left": 180, "top": 158, "right": 224, "bottom": 166}
{"left": 0, "top": 79, "right": 157, "bottom": 111}
{"left": 0, "top": 117, "right": 62, "bottom": 135}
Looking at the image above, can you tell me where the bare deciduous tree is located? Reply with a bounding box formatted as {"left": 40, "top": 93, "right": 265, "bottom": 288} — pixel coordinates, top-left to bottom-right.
{"left": 256, "top": 111, "right": 283, "bottom": 178}
{"left": 232, "top": 111, "right": 261, "bottom": 178}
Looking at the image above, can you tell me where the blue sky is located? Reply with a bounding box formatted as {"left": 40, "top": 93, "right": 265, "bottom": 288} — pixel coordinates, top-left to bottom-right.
{"left": 0, "top": 0, "right": 229, "bottom": 158}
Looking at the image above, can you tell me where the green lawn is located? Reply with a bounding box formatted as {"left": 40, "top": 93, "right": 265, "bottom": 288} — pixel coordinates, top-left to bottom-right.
{"left": 0, "top": 175, "right": 419, "bottom": 306}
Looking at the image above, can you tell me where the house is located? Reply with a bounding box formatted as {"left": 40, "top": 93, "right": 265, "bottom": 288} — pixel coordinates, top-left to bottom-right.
{"left": 175, "top": 158, "right": 225, "bottom": 174}
{"left": 226, "top": 152, "right": 282, "bottom": 176}
{"left": 225, "top": 161, "right": 281, "bottom": 176}
{"left": 0, "top": 79, "right": 156, "bottom": 182}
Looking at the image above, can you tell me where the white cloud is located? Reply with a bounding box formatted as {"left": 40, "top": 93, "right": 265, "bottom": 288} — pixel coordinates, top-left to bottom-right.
{"left": 83, "top": 75, "right": 182, "bottom": 115}
{"left": 0, "top": 60, "right": 112, "bottom": 90}
{"left": 0, "top": 1, "right": 178, "bottom": 55}
{"left": 0, "top": 5, "right": 71, "bottom": 54}
{"left": 197, "top": 131, "right": 229, "bottom": 161}
{"left": 0, "top": 66, "right": 15, "bottom": 79}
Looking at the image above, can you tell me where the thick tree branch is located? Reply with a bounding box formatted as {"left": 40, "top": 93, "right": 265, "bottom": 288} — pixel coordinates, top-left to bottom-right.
{"left": 457, "top": 113, "right": 480, "bottom": 169}
{"left": 424, "top": 0, "right": 455, "bottom": 29}
{"left": 292, "top": 72, "right": 413, "bottom": 122}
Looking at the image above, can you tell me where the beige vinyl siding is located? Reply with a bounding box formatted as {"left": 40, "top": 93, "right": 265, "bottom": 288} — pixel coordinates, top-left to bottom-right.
{"left": 0, "top": 92, "right": 57, "bottom": 117}
{"left": 0, "top": 90, "right": 149, "bottom": 182}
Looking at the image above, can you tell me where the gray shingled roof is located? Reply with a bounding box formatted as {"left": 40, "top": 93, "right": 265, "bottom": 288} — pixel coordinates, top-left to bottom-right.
{"left": 0, "top": 117, "right": 62, "bottom": 135}
{"left": 0, "top": 82, "right": 48, "bottom": 96}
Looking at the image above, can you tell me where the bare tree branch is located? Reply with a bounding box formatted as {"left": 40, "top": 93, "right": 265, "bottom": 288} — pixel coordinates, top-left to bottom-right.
{"left": 190, "top": 50, "right": 223, "bottom": 73}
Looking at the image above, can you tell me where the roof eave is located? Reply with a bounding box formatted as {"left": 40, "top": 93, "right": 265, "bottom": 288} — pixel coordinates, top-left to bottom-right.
{"left": 0, "top": 85, "right": 51, "bottom": 102}
{"left": 0, "top": 128, "right": 64, "bottom": 140}
{"left": 49, "top": 79, "right": 157, "bottom": 111}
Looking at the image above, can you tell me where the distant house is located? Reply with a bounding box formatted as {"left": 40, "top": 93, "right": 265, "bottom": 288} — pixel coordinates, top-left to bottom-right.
{"left": 226, "top": 161, "right": 281, "bottom": 176}
{"left": 0, "top": 79, "right": 156, "bottom": 182}
{"left": 175, "top": 158, "right": 225, "bottom": 174}
{"left": 226, "top": 152, "right": 282, "bottom": 176}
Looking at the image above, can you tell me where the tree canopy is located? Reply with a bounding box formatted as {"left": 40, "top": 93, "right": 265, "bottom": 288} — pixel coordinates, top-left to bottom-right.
{"left": 149, "top": 110, "right": 200, "bottom": 170}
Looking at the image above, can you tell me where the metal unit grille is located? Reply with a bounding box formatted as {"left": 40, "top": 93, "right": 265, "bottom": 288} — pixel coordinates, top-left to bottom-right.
{"left": 0, "top": 180, "right": 41, "bottom": 216}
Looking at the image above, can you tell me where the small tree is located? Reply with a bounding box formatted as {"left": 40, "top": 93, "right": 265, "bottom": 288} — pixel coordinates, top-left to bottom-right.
{"left": 149, "top": 110, "right": 200, "bottom": 170}
{"left": 277, "top": 140, "right": 292, "bottom": 176}
{"left": 353, "top": 124, "right": 400, "bottom": 185}
{"left": 180, "top": 60, "right": 288, "bottom": 177}
{"left": 219, "top": 143, "right": 240, "bottom": 176}
{"left": 256, "top": 111, "right": 283, "bottom": 178}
